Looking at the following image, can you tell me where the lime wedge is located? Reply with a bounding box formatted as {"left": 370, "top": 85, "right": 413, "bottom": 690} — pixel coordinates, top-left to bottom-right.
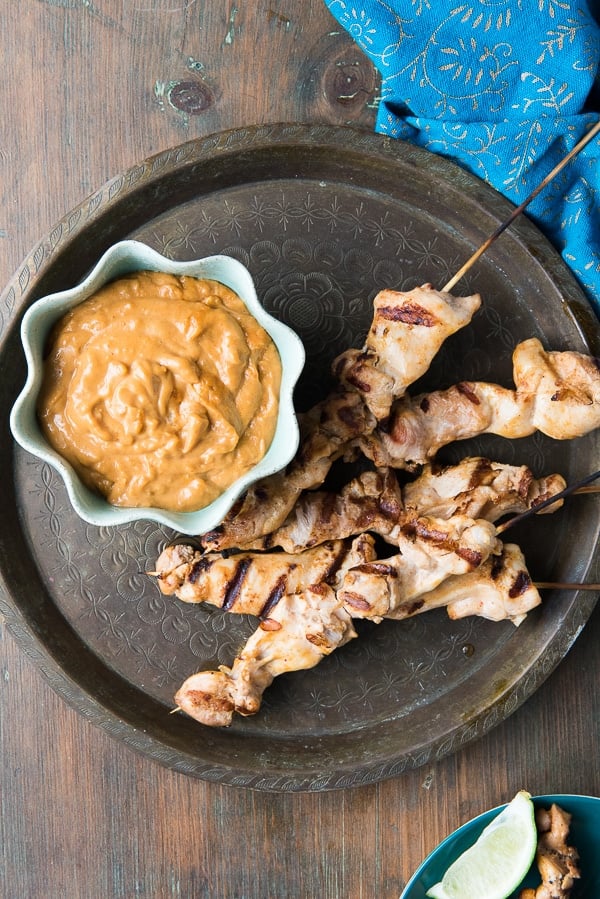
{"left": 426, "top": 790, "right": 537, "bottom": 899}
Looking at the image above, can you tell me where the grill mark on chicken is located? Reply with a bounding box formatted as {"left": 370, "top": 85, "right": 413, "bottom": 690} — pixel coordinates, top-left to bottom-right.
{"left": 468, "top": 457, "right": 492, "bottom": 489}
{"left": 321, "top": 543, "right": 352, "bottom": 585}
{"left": 187, "top": 689, "right": 234, "bottom": 715}
{"left": 350, "top": 562, "right": 398, "bottom": 577}
{"left": 378, "top": 302, "right": 438, "bottom": 326}
{"left": 336, "top": 397, "right": 367, "bottom": 430}
{"left": 401, "top": 519, "right": 483, "bottom": 567}
{"left": 222, "top": 557, "right": 253, "bottom": 611}
{"left": 404, "top": 519, "right": 452, "bottom": 543}
{"left": 518, "top": 469, "right": 533, "bottom": 500}
{"left": 316, "top": 492, "right": 338, "bottom": 535}
{"left": 261, "top": 532, "right": 275, "bottom": 550}
{"left": 306, "top": 632, "right": 333, "bottom": 649}
{"left": 456, "top": 547, "right": 484, "bottom": 567}
{"left": 332, "top": 351, "right": 374, "bottom": 394}
{"left": 259, "top": 574, "right": 288, "bottom": 618}
{"left": 259, "top": 618, "right": 282, "bottom": 631}
{"left": 530, "top": 490, "right": 555, "bottom": 508}
{"left": 456, "top": 381, "right": 481, "bottom": 404}
{"left": 188, "top": 556, "right": 213, "bottom": 584}
{"left": 509, "top": 570, "right": 532, "bottom": 598}
{"left": 200, "top": 525, "right": 224, "bottom": 546}
{"left": 342, "top": 592, "right": 373, "bottom": 611}
{"left": 406, "top": 599, "right": 425, "bottom": 615}
{"left": 309, "top": 582, "right": 329, "bottom": 595}
{"left": 379, "top": 494, "right": 403, "bottom": 520}
{"left": 491, "top": 554, "right": 504, "bottom": 579}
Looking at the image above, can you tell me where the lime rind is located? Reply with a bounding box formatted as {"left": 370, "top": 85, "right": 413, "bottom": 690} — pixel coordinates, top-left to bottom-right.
{"left": 426, "top": 791, "right": 537, "bottom": 899}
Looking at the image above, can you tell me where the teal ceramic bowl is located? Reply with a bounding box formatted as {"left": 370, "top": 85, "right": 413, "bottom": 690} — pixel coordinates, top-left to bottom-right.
{"left": 10, "top": 240, "right": 305, "bottom": 535}
{"left": 401, "top": 794, "right": 600, "bottom": 898}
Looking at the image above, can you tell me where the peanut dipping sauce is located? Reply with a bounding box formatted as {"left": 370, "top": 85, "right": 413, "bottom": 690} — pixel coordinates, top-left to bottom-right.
{"left": 37, "top": 271, "right": 282, "bottom": 512}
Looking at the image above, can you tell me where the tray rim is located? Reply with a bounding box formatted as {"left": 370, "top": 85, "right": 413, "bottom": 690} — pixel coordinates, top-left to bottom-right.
{"left": 1, "top": 122, "right": 598, "bottom": 792}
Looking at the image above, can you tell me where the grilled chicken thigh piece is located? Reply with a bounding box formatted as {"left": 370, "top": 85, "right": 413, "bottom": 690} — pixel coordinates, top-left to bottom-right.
{"left": 519, "top": 803, "right": 580, "bottom": 899}
{"left": 362, "top": 338, "right": 600, "bottom": 468}
{"left": 333, "top": 284, "right": 481, "bottom": 420}
{"left": 198, "top": 284, "right": 480, "bottom": 552}
{"left": 360, "top": 382, "right": 525, "bottom": 468}
{"left": 392, "top": 542, "right": 542, "bottom": 626}
{"left": 402, "top": 457, "right": 566, "bottom": 523}
{"left": 515, "top": 337, "right": 600, "bottom": 439}
{"left": 174, "top": 583, "right": 356, "bottom": 727}
{"left": 154, "top": 534, "right": 377, "bottom": 615}
{"left": 240, "top": 467, "right": 404, "bottom": 553}
{"left": 339, "top": 515, "right": 500, "bottom": 620}
{"left": 241, "top": 457, "right": 565, "bottom": 553}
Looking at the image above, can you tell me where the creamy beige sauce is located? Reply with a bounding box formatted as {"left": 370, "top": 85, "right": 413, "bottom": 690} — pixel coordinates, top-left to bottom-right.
{"left": 37, "top": 271, "right": 282, "bottom": 512}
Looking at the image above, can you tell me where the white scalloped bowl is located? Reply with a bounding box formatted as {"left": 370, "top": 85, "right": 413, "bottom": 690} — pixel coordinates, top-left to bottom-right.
{"left": 10, "top": 240, "right": 305, "bottom": 535}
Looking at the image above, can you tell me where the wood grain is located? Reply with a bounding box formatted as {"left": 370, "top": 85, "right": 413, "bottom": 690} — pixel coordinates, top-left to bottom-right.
{"left": 1, "top": 3, "right": 598, "bottom": 897}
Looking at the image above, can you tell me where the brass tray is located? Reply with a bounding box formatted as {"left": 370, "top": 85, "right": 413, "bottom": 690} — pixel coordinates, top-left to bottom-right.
{"left": 1, "top": 124, "right": 598, "bottom": 792}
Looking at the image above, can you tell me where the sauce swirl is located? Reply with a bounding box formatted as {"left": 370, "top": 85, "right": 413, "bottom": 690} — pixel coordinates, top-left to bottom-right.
{"left": 37, "top": 271, "right": 282, "bottom": 512}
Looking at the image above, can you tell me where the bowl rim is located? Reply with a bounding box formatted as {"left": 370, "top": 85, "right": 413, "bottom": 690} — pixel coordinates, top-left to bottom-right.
{"left": 9, "top": 239, "right": 305, "bottom": 534}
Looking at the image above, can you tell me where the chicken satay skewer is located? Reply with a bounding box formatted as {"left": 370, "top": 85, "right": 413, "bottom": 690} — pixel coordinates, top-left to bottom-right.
{"left": 178, "top": 531, "right": 597, "bottom": 728}
{"left": 239, "top": 458, "right": 566, "bottom": 553}
{"left": 443, "top": 118, "right": 600, "bottom": 293}
{"left": 173, "top": 542, "right": 542, "bottom": 726}
{"left": 156, "top": 468, "right": 597, "bottom": 631}
{"left": 362, "top": 339, "right": 600, "bottom": 469}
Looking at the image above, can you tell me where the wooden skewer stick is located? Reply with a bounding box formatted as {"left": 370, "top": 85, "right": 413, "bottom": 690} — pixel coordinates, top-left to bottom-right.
{"left": 442, "top": 118, "right": 600, "bottom": 293}
{"left": 535, "top": 582, "right": 600, "bottom": 591}
{"left": 496, "top": 468, "right": 600, "bottom": 535}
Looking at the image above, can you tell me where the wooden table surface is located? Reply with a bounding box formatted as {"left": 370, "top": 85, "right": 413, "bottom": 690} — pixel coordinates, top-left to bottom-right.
{"left": 1, "top": 3, "right": 598, "bottom": 898}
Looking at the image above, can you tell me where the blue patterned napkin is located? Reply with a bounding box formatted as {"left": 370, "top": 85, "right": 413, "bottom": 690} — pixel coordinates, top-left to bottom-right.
{"left": 325, "top": 1, "right": 600, "bottom": 315}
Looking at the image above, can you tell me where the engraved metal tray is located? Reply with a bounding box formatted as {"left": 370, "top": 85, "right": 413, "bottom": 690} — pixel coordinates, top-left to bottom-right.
{"left": 1, "top": 124, "right": 598, "bottom": 792}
